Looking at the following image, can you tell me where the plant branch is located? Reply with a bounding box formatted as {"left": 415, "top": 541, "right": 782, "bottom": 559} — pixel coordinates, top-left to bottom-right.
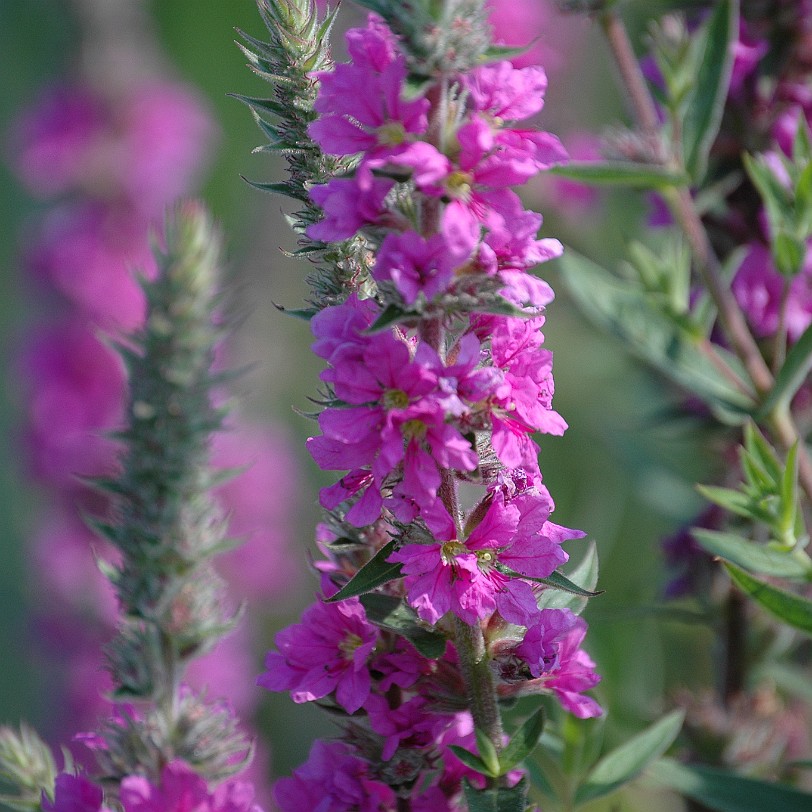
{"left": 601, "top": 9, "right": 812, "bottom": 505}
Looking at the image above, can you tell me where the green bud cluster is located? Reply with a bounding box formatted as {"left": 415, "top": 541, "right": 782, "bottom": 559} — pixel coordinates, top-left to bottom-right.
{"left": 353, "top": 0, "right": 491, "bottom": 78}
{"left": 0, "top": 725, "right": 57, "bottom": 811}
{"left": 237, "top": 0, "right": 371, "bottom": 310}
{"left": 89, "top": 202, "right": 250, "bottom": 783}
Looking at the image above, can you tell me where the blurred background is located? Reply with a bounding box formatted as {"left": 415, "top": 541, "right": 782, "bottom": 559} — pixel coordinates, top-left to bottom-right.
{"left": 0, "top": 0, "right": 720, "bottom": 805}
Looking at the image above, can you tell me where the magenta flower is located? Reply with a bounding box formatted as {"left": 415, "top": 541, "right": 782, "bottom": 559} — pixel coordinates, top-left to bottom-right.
{"left": 732, "top": 241, "right": 812, "bottom": 341}
{"left": 366, "top": 694, "right": 447, "bottom": 760}
{"left": 8, "top": 85, "right": 104, "bottom": 198}
{"left": 487, "top": 316, "right": 567, "bottom": 468}
{"left": 27, "top": 203, "right": 152, "bottom": 330}
{"left": 514, "top": 608, "right": 578, "bottom": 677}
{"left": 372, "top": 227, "right": 476, "bottom": 305}
{"left": 119, "top": 761, "right": 263, "bottom": 812}
{"left": 19, "top": 321, "right": 125, "bottom": 487}
{"left": 307, "top": 173, "right": 395, "bottom": 242}
{"left": 464, "top": 61, "right": 550, "bottom": 122}
{"left": 309, "top": 17, "right": 429, "bottom": 159}
{"left": 257, "top": 596, "right": 379, "bottom": 713}
{"left": 390, "top": 492, "right": 568, "bottom": 626}
{"left": 307, "top": 328, "right": 477, "bottom": 533}
{"left": 542, "top": 617, "right": 603, "bottom": 719}
{"left": 42, "top": 773, "right": 110, "bottom": 812}
{"left": 274, "top": 740, "right": 396, "bottom": 812}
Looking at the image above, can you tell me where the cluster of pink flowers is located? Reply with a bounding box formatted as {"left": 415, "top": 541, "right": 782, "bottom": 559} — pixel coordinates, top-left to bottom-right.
{"left": 258, "top": 14, "right": 601, "bottom": 809}
{"left": 43, "top": 762, "right": 263, "bottom": 812}
{"left": 8, "top": 63, "right": 297, "bottom": 808}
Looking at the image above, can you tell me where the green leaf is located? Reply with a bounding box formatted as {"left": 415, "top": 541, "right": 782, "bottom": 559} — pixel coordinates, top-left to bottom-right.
{"left": 682, "top": 0, "right": 737, "bottom": 182}
{"left": 724, "top": 562, "right": 812, "bottom": 634}
{"left": 692, "top": 529, "right": 811, "bottom": 579}
{"left": 536, "top": 543, "right": 600, "bottom": 614}
{"left": 773, "top": 231, "right": 806, "bottom": 277}
{"left": 499, "top": 707, "right": 546, "bottom": 773}
{"left": 575, "top": 709, "right": 685, "bottom": 805}
{"left": 480, "top": 43, "right": 531, "bottom": 64}
{"left": 365, "top": 303, "right": 415, "bottom": 333}
{"left": 758, "top": 320, "right": 812, "bottom": 418}
{"left": 462, "top": 777, "right": 529, "bottom": 812}
{"left": 498, "top": 564, "right": 602, "bottom": 598}
{"left": 358, "top": 593, "right": 447, "bottom": 658}
{"left": 647, "top": 757, "right": 812, "bottom": 812}
{"left": 272, "top": 302, "right": 315, "bottom": 321}
{"left": 475, "top": 729, "right": 501, "bottom": 778}
{"left": 557, "top": 251, "right": 755, "bottom": 418}
{"left": 448, "top": 745, "right": 490, "bottom": 776}
{"left": 325, "top": 540, "right": 403, "bottom": 602}
{"left": 548, "top": 161, "right": 688, "bottom": 188}
{"left": 695, "top": 484, "right": 762, "bottom": 521}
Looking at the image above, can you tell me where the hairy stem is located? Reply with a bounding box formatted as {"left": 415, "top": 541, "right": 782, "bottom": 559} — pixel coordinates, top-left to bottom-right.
{"left": 454, "top": 617, "right": 505, "bottom": 757}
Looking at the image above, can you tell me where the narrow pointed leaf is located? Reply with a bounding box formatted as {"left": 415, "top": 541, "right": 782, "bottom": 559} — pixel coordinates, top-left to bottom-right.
{"left": 682, "top": 0, "right": 737, "bottom": 182}
{"left": 548, "top": 161, "right": 688, "bottom": 188}
{"left": 325, "top": 540, "right": 403, "bottom": 602}
{"left": 647, "top": 757, "right": 812, "bottom": 811}
{"left": 693, "top": 529, "right": 811, "bottom": 579}
{"left": 757, "top": 321, "right": 812, "bottom": 418}
{"left": 475, "top": 728, "right": 501, "bottom": 778}
{"left": 724, "top": 562, "right": 812, "bottom": 634}
{"left": 695, "top": 484, "right": 763, "bottom": 521}
{"left": 536, "top": 543, "right": 600, "bottom": 613}
{"left": 499, "top": 708, "right": 546, "bottom": 773}
{"left": 519, "top": 567, "right": 603, "bottom": 598}
{"left": 558, "top": 251, "right": 755, "bottom": 417}
{"left": 366, "top": 303, "right": 415, "bottom": 333}
{"left": 575, "top": 710, "right": 685, "bottom": 804}
{"left": 448, "top": 746, "right": 489, "bottom": 776}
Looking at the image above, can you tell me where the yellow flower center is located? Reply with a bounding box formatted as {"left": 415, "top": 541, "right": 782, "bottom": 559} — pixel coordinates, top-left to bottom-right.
{"left": 338, "top": 632, "right": 364, "bottom": 660}
{"left": 383, "top": 389, "right": 410, "bottom": 410}
{"left": 377, "top": 121, "right": 407, "bottom": 146}
{"left": 446, "top": 170, "right": 473, "bottom": 201}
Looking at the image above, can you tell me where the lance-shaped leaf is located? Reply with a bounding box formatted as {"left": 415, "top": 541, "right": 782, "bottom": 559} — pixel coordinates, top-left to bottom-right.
{"left": 574, "top": 710, "right": 685, "bottom": 805}
{"left": 724, "top": 563, "right": 812, "bottom": 635}
{"left": 496, "top": 563, "right": 602, "bottom": 598}
{"left": 681, "top": 0, "right": 737, "bottom": 182}
{"left": 358, "top": 593, "right": 446, "bottom": 658}
{"left": 558, "top": 250, "right": 755, "bottom": 419}
{"left": 537, "top": 543, "right": 599, "bottom": 614}
{"left": 693, "top": 529, "right": 812, "bottom": 579}
{"left": 325, "top": 540, "right": 403, "bottom": 602}
{"left": 498, "top": 708, "right": 546, "bottom": 773}
{"left": 757, "top": 321, "right": 812, "bottom": 419}
{"left": 548, "top": 161, "right": 688, "bottom": 188}
{"left": 647, "top": 757, "right": 812, "bottom": 811}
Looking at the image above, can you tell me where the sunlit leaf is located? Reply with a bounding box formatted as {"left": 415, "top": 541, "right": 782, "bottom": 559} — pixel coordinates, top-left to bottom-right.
{"left": 692, "top": 529, "right": 811, "bottom": 579}
{"left": 725, "top": 563, "right": 812, "bottom": 635}
{"left": 574, "top": 710, "right": 685, "bottom": 804}
{"left": 682, "top": 0, "right": 737, "bottom": 182}
{"left": 758, "top": 321, "right": 812, "bottom": 418}
{"left": 558, "top": 251, "right": 755, "bottom": 418}
{"left": 499, "top": 708, "right": 546, "bottom": 773}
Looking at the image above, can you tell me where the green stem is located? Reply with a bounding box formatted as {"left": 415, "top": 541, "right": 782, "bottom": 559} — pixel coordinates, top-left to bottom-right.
{"left": 454, "top": 617, "right": 505, "bottom": 755}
